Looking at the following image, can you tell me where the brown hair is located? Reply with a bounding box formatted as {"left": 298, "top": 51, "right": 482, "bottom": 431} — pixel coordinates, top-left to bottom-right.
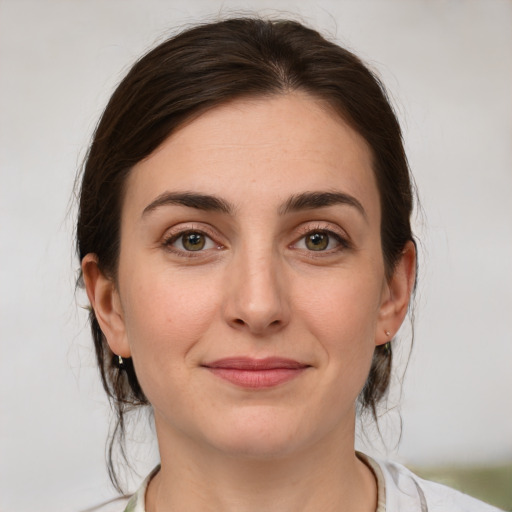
{"left": 77, "top": 17, "right": 415, "bottom": 491}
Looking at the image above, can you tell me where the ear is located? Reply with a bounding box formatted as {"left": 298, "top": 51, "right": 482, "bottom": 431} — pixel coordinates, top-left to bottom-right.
{"left": 376, "top": 240, "right": 416, "bottom": 346}
{"left": 81, "top": 254, "right": 131, "bottom": 358}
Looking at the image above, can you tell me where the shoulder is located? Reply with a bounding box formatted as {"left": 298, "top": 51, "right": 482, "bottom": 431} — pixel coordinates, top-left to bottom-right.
{"left": 375, "top": 457, "right": 503, "bottom": 512}
{"left": 83, "top": 465, "right": 159, "bottom": 512}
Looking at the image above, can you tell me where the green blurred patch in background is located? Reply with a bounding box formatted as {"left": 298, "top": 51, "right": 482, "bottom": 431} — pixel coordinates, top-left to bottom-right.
{"left": 410, "top": 463, "right": 512, "bottom": 511}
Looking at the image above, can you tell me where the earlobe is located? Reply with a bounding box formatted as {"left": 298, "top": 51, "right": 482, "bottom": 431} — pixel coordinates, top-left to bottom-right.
{"left": 376, "top": 241, "right": 416, "bottom": 346}
{"left": 81, "top": 254, "right": 131, "bottom": 358}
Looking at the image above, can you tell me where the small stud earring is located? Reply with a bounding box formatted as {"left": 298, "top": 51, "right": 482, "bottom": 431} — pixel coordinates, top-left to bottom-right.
{"left": 118, "top": 355, "right": 124, "bottom": 367}
{"left": 385, "top": 330, "right": 391, "bottom": 338}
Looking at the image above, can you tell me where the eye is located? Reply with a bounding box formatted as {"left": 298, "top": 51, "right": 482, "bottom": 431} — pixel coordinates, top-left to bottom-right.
{"left": 166, "top": 230, "right": 217, "bottom": 252}
{"left": 305, "top": 232, "right": 330, "bottom": 251}
{"left": 294, "top": 230, "right": 346, "bottom": 252}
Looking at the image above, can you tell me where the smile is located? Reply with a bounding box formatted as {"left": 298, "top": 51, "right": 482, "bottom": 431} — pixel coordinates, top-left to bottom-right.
{"left": 202, "top": 357, "right": 310, "bottom": 389}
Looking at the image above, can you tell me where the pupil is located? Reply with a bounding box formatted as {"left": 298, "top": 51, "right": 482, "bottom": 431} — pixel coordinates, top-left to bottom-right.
{"left": 307, "top": 233, "right": 328, "bottom": 251}
{"left": 184, "top": 232, "right": 205, "bottom": 250}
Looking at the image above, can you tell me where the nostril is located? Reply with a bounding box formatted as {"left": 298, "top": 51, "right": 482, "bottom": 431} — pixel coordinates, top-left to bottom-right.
{"left": 234, "top": 319, "right": 245, "bottom": 326}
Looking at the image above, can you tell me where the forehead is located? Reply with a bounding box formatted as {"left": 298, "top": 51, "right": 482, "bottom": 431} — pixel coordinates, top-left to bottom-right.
{"left": 124, "top": 92, "right": 379, "bottom": 220}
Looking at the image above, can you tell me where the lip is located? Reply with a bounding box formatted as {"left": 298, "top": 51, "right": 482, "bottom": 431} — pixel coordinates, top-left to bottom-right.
{"left": 202, "top": 357, "right": 310, "bottom": 389}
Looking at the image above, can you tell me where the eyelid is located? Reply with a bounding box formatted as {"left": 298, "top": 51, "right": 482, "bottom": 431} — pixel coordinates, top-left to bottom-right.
{"left": 161, "top": 223, "right": 225, "bottom": 255}
{"left": 296, "top": 222, "right": 350, "bottom": 241}
{"left": 291, "top": 222, "right": 352, "bottom": 251}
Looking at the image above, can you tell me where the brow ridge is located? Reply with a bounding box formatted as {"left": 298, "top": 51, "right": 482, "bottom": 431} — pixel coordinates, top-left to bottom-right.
{"left": 142, "top": 190, "right": 366, "bottom": 220}
{"left": 279, "top": 191, "right": 367, "bottom": 219}
{"left": 142, "top": 191, "right": 234, "bottom": 217}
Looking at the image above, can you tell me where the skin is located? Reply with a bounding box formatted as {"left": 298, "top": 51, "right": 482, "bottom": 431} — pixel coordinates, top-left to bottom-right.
{"left": 83, "top": 93, "right": 416, "bottom": 512}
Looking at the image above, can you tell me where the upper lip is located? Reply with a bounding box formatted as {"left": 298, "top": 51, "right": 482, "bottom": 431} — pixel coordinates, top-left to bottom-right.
{"left": 203, "top": 357, "right": 309, "bottom": 370}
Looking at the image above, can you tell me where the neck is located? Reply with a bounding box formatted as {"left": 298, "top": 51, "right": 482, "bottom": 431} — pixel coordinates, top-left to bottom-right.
{"left": 146, "top": 418, "right": 377, "bottom": 512}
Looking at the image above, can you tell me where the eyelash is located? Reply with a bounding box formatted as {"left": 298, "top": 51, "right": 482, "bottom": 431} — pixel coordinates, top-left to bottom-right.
{"left": 292, "top": 225, "right": 351, "bottom": 254}
{"left": 161, "top": 226, "right": 223, "bottom": 257}
{"left": 160, "top": 224, "right": 351, "bottom": 257}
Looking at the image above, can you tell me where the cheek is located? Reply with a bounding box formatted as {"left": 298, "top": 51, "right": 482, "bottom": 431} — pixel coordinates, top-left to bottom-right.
{"left": 119, "top": 266, "right": 221, "bottom": 376}
{"left": 296, "top": 270, "right": 382, "bottom": 343}
{"left": 282, "top": 269, "right": 384, "bottom": 438}
{"left": 292, "top": 266, "right": 384, "bottom": 398}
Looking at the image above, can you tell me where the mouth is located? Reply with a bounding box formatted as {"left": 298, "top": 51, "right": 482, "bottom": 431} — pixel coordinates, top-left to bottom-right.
{"left": 202, "top": 357, "right": 310, "bottom": 389}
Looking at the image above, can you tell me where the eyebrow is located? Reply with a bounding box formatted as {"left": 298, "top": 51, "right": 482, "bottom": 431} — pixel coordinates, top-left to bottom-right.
{"left": 279, "top": 191, "right": 367, "bottom": 220}
{"left": 141, "top": 190, "right": 367, "bottom": 220}
{"left": 142, "top": 191, "right": 234, "bottom": 217}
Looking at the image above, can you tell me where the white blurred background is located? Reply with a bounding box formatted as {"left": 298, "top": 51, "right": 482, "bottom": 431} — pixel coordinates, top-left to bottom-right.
{"left": 0, "top": 1, "right": 511, "bottom": 510}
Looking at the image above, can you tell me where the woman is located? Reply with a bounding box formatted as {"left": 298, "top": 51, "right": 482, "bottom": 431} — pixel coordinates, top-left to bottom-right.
{"left": 78, "top": 17, "right": 501, "bottom": 512}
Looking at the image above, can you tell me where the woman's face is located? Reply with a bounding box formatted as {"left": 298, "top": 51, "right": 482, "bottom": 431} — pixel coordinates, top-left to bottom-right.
{"left": 93, "top": 93, "right": 409, "bottom": 458}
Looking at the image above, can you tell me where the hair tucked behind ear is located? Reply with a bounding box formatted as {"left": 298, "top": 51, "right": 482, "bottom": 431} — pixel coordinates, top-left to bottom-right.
{"left": 87, "top": 309, "right": 147, "bottom": 491}
{"left": 77, "top": 16, "right": 416, "bottom": 492}
{"left": 362, "top": 343, "right": 392, "bottom": 409}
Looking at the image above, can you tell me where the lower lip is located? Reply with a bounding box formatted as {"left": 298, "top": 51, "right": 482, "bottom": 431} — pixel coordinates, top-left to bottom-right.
{"left": 206, "top": 368, "right": 307, "bottom": 388}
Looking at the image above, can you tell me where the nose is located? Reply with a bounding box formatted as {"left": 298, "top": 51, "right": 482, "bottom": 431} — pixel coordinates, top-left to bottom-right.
{"left": 223, "top": 248, "right": 290, "bottom": 336}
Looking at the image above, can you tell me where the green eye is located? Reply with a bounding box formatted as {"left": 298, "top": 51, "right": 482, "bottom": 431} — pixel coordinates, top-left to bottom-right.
{"left": 164, "top": 229, "right": 219, "bottom": 255}
{"left": 305, "top": 232, "right": 329, "bottom": 251}
{"left": 181, "top": 232, "right": 206, "bottom": 251}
